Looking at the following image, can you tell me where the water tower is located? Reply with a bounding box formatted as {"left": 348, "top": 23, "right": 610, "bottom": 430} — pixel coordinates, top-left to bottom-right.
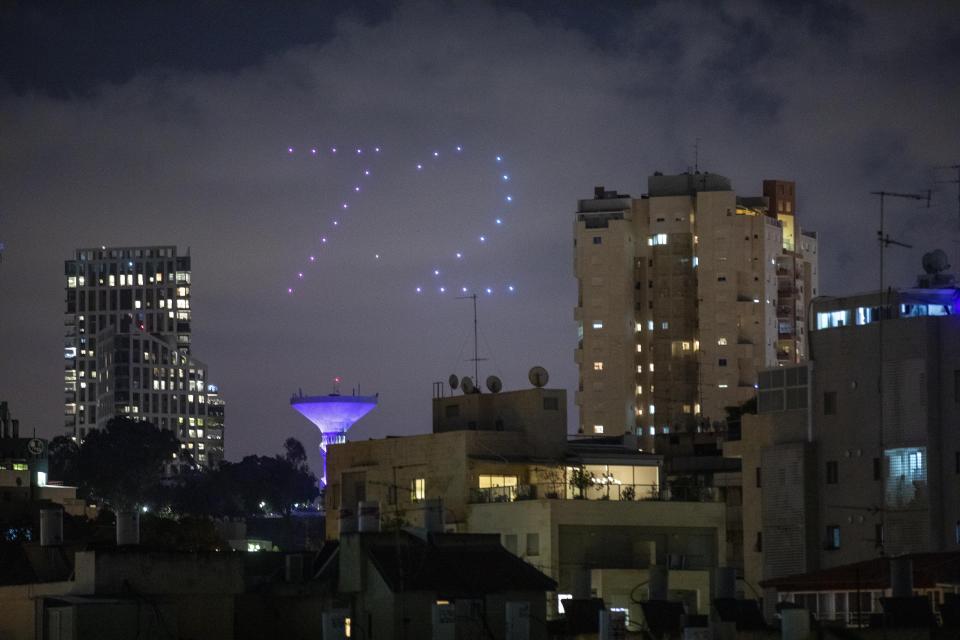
{"left": 290, "top": 379, "right": 377, "bottom": 486}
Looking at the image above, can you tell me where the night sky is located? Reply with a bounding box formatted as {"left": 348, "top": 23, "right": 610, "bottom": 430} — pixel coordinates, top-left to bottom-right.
{"left": 1, "top": 1, "right": 959, "bottom": 474}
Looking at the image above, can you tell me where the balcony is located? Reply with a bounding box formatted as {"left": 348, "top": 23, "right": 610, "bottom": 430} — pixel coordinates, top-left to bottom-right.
{"left": 468, "top": 482, "right": 719, "bottom": 504}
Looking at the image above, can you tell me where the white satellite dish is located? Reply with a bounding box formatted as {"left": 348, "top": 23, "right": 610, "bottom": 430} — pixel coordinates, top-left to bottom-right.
{"left": 461, "top": 376, "right": 476, "bottom": 394}
{"left": 486, "top": 375, "right": 502, "bottom": 393}
{"left": 528, "top": 366, "right": 549, "bottom": 388}
{"left": 449, "top": 374, "right": 460, "bottom": 390}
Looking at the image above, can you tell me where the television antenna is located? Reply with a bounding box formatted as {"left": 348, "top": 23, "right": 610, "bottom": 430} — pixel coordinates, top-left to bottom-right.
{"left": 457, "top": 293, "right": 487, "bottom": 385}
{"left": 869, "top": 188, "right": 931, "bottom": 556}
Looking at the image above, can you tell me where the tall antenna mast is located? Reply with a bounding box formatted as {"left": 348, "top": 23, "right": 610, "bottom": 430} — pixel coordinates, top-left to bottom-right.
{"left": 693, "top": 137, "right": 701, "bottom": 172}
{"left": 457, "top": 293, "right": 487, "bottom": 382}
{"left": 870, "top": 189, "right": 931, "bottom": 555}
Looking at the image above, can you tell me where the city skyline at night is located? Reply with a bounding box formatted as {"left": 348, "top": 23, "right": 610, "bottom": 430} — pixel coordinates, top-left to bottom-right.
{"left": 1, "top": 2, "right": 959, "bottom": 479}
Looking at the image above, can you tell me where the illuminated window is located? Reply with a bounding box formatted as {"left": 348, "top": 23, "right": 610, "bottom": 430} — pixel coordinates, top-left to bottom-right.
{"left": 661, "top": 322, "right": 668, "bottom": 330}
{"left": 636, "top": 344, "right": 642, "bottom": 352}
{"left": 345, "top": 618, "right": 351, "bottom": 638}
{"left": 478, "top": 474, "right": 517, "bottom": 489}
{"left": 593, "top": 362, "right": 603, "bottom": 371}
{"left": 648, "top": 233, "right": 668, "bottom": 246}
{"left": 558, "top": 594, "right": 573, "bottom": 614}
{"left": 648, "top": 320, "right": 654, "bottom": 331}
{"left": 410, "top": 477, "right": 426, "bottom": 501}
{"left": 692, "top": 256, "right": 699, "bottom": 267}
{"left": 594, "top": 425, "right": 604, "bottom": 434}
{"left": 718, "top": 337, "right": 728, "bottom": 346}
{"left": 592, "top": 321, "right": 603, "bottom": 329}
{"left": 649, "top": 404, "right": 655, "bottom": 415}
{"left": 636, "top": 385, "right": 643, "bottom": 395}
{"left": 13, "top": 463, "right": 28, "bottom": 471}
{"left": 718, "top": 383, "right": 729, "bottom": 389}
{"left": 648, "top": 363, "right": 654, "bottom": 372}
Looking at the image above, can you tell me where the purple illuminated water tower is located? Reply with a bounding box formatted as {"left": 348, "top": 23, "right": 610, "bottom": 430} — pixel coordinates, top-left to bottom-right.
{"left": 290, "top": 379, "right": 377, "bottom": 487}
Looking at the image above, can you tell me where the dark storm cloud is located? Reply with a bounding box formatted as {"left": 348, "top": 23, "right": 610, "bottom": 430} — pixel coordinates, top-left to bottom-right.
{"left": 1, "top": 1, "right": 958, "bottom": 474}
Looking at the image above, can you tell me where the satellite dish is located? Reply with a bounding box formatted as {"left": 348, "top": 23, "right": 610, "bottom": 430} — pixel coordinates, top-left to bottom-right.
{"left": 461, "top": 376, "right": 476, "bottom": 394}
{"left": 449, "top": 374, "right": 460, "bottom": 390}
{"left": 922, "top": 249, "right": 950, "bottom": 275}
{"left": 528, "top": 366, "right": 549, "bottom": 388}
{"left": 486, "top": 375, "right": 502, "bottom": 393}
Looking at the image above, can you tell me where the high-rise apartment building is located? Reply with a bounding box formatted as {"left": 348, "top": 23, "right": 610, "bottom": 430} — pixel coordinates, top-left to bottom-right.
{"left": 573, "top": 172, "right": 818, "bottom": 436}
{"left": 64, "top": 246, "right": 224, "bottom": 467}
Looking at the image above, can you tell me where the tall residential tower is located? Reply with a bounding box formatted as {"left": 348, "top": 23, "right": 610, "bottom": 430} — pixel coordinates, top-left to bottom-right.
{"left": 64, "top": 246, "right": 224, "bottom": 467}
{"left": 573, "top": 172, "right": 818, "bottom": 436}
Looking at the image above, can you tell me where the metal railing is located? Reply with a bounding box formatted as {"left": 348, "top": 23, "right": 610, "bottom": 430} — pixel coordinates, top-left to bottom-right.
{"left": 468, "top": 482, "right": 720, "bottom": 504}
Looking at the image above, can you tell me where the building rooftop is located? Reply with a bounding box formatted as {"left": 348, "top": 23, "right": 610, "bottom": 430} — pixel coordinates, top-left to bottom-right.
{"left": 359, "top": 531, "right": 557, "bottom": 595}
{"left": 761, "top": 552, "right": 960, "bottom": 592}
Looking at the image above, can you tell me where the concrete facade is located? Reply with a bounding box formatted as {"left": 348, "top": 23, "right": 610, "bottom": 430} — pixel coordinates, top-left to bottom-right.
{"left": 729, "top": 285, "right": 960, "bottom": 593}
{"left": 573, "top": 174, "right": 818, "bottom": 437}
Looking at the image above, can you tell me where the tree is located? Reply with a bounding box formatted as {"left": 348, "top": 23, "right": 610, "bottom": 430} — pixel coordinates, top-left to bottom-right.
{"left": 48, "top": 435, "right": 80, "bottom": 485}
{"left": 77, "top": 417, "right": 178, "bottom": 510}
{"left": 283, "top": 437, "right": 308, "bottom": 470}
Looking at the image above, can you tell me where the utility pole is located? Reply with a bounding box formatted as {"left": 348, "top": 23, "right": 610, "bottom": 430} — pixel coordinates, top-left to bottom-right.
{"left": 935, "top": 165, "right": 960, "bottom": 265}
{"left": 869, "top": 189, "right": 931, "bottom": 555}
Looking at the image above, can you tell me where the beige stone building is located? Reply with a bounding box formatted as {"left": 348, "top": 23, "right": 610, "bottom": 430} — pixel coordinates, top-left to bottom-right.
{"left": 724, "top": 282, "right": 960, "bottom": 607}
{"left": 325, "top": 384, "right": 729, "bottom": 620}
{"left": 573, "top": 172, "right": 818, "bottom": 437}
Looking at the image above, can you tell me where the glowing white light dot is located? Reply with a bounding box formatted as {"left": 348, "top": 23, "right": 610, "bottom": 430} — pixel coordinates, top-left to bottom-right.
{"left": 502, "top": 174, "right": 509, "bottom": 181}
{"left": 479, "top": 236, "right": 486, "bottom": 242}
{"left": 342, "top": 203, "right": 349, "bottom": 209}
{"left": 321, "top": 237, "right": 327, "bottom": 243}
{"left": 354, "top": 186, "right": 360, "bottom": 192}
{"left": 508, "top": 285, "right": 515, "bottom": 292}
{"left": 433, "top": 151, "right": 439, "bottom": 157}
{"left": 455, "top": 252, "right": 462, "bottom": 259}
{"left": 331, "top": 147, "right": 337, "bottom": 153}
{"left": 287, "top": 288, "right": 293, "bottom": 294}
{"left": 506, "top": 195, "right": 513, "bottom": 202}
{"left": 440, "top": 287, "right": 446, "bottom": 293}
{"left": 461, "top": 287, "right": 468, "bottom": 293}
{"left": 416, "top": 164, "right": 423, "bottom": 170}
{"left": 374, "top": 147, "right": 381, "bottom": 153}
{"left": 333, "top": 220, "right": 339, "bottom": 226}
{"left": 311, "top": 148, "right": 317, "bottom": 154}
{"left": 309, "top": 256, "right": 316, "bottom": 262}
{"left": 495, "top": 218, "right": 503, "bottom": 225}
{"left": 416, "top": 287, "right": 422, "bottom": 293}
{"left": 485, "top": 287, "right": 493, "bottom": 295}
{"left": 495, "top": 155, "right": 502, "bottom": 162}
{"left": 298, "top": 272, "right": 304, "bottom": 279}
{"left": 375, "top": 254, "right": 380, "bottom": 259}
{"left": 364, "top": 169, "right": 371, "bottom": 176}
{"left": 433, "top": 269, "right": 440, "bottom": 276}
{"left": 356, "top": 148, "right": 362, "bottom": 154}
{"left": 287, "top": 147, "right": 294, "bottom": 153}
{"left": 455, "top": 145, "right": 462, "bottom": 152}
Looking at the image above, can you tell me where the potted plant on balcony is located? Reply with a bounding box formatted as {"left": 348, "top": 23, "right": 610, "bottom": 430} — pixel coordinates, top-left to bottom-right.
{"left": 569, "top": 467, "right": 594, "bottom": 499}
{"left": 621, "top": 485, "right": 636, "bottom": 502}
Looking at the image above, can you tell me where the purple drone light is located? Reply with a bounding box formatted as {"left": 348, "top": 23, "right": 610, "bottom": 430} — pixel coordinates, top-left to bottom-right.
{"left": 290, "top": 387, "right": 378, "bottom": 487}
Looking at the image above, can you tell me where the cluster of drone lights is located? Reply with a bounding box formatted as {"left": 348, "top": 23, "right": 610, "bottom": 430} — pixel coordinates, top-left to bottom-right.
{"left": 284, "top": 144, "right": 517, "bottom": 297}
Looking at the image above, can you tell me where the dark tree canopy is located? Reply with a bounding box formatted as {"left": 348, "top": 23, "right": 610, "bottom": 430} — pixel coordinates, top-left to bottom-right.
{"left": 77, "top": 417, "right": 178, "bottom": 510}
{"left": 47, "top": 435, "right": 80, "bottom": 486}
